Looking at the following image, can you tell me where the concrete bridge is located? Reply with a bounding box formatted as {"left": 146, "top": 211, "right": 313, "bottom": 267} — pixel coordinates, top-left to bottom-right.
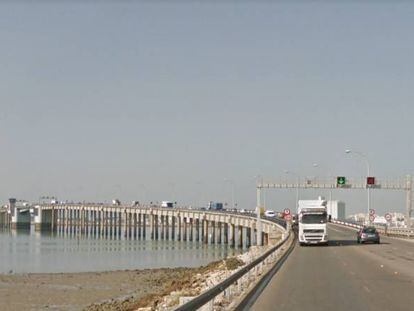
{"left": 1, "top": 203, "right": 285, "bottom": 247}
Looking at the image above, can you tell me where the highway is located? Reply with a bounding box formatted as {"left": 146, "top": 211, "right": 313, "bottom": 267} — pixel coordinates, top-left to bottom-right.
{"left": 252, "top": 224, "right": 414, "bottom": 311}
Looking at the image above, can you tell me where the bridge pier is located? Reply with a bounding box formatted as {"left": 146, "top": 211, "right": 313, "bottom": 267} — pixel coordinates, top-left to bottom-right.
{"left": 238, "top": 226, "right": 243, "bottom": 248}
{"left": 34, "top": 206, "right": 54, "bottom": 231}
{"left": 229, "top": 223, "right": 235, "bottom": 247}
{"left": 11, "top": 202, "right": 31, "bottom": 230}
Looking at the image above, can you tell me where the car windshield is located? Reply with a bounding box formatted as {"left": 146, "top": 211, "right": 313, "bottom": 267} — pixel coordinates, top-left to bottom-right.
{"left": 301, "top": 213, "right": 327, "bottom": 224}
{"left": 363, "top": 227, "right": 377, "bottom": 234}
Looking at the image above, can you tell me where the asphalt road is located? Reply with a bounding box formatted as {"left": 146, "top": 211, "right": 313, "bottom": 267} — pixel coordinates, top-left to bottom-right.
{"left": 252, "top": 224, "right": 414, "bottom": 311}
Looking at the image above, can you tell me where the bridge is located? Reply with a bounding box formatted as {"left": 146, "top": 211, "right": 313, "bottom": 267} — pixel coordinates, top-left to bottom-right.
{"left": 0, "top": 202, "right": 285, "bottom": 248}
{"left": 1, "top": 173, "right": 413, "bottom": 311}
{"left": 2, "top": 201, "right": 414, "bottom": 310}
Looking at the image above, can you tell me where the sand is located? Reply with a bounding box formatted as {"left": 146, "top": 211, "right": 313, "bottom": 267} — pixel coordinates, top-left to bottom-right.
{"left": 0, "top": 258, "right": 244, "bottom": 311}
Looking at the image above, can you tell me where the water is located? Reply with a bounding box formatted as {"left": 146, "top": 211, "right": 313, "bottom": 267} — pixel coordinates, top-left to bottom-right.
{"left": 0, "top": 227, "right": 241, "bottom": 274}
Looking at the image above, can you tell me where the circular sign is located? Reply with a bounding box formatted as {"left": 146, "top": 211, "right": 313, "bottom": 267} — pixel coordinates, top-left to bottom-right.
{"left": 284, "top": 208, "right": 291, "bottom": 215}
{"left": 385, "top": 213, "right": 392, "bottom": 221}
{"left": 285, "top": 214, "right": 292, "bottom": 221}
{"left": 369, "top": 215, "right": 375, "bottom": 222}
{"left": 369, "top": 209, "right": 375, "bottom": 216}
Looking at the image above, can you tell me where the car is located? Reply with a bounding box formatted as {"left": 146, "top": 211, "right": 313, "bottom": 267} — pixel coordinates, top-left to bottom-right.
{"left": 264, "top": 210, "right": 276, "bottom": 217}
{"left": 357, "top": 226, "right": 380, "bottom": 244}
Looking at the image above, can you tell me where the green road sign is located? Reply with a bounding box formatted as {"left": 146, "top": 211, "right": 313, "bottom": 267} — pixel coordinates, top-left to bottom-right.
{"left": 337, "top": 176, "right": 346, "bottom": 186}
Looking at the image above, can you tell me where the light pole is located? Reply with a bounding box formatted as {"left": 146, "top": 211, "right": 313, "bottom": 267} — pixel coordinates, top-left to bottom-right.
{"left": 345, "top": 149, "right": 371, "bottom": 224}
{"left": 313, "top": 163, "right": 332, "bottom": 200}
{"left": 254, "top": 175, "right": 263, "bottom": 246}
{"left": 254, "top": 175, "right": 265, "bottom": 209}
{"left": 285, "top": 170, "right": 300, "bottom": 210}
{"left": 224, "top": 179, "right": 236, "bottom": 210}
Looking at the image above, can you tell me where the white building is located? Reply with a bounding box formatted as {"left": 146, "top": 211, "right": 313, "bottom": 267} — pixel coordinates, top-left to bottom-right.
{"left": 327, "top": 201, "right": 346, "bottom": 220}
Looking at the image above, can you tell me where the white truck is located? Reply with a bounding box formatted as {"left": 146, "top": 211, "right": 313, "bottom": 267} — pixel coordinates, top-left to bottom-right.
{"left": 298, "top": 198, "right": 328, "bottom": 245}
{"left": 161, "top": 201, "right": 174, "bottom": 208}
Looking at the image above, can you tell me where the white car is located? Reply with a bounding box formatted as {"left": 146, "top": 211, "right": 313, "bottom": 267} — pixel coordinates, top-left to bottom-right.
{"left": 264, "top": 210, "right": 276, "bottom": 217}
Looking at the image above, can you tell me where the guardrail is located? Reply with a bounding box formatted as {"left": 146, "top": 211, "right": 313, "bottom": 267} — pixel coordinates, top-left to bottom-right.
{"left": 331, "top": 220, "right": 414, "bottom": 238}
{"left": 174, "top": 218, "right": 290, "bottom": 311}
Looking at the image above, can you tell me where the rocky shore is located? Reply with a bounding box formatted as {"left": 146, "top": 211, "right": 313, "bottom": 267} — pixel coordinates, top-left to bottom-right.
{"left": 0, "top": 256, "right": 248, "bottom": 311}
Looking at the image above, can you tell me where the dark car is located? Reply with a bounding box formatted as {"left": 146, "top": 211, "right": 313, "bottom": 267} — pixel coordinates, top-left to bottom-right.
{"left": 357, "top": 226, "right": 380, "bottom": 244}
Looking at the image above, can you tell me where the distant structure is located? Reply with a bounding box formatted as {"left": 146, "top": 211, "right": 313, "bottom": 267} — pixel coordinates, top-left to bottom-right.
{"left": 347, "top": 212, "right": 407, "bottom": 227}
{"left": 327, "top": 200, "right": 346, "bottom": 220}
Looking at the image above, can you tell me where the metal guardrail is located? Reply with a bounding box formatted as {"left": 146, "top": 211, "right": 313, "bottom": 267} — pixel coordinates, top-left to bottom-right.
{"left": 174, "top": 218, "right": 290, "bottom": 311}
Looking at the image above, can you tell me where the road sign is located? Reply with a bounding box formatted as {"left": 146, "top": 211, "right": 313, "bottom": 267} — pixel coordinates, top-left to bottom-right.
{"left": 337, "top": 176, "right": 346, "bottom": 186}
{"left": 385, "top": 213, "right": 392, "bottom": 221}
{"left": 369, "top": 215, "right": 375, "bottom": 222}
{"left": 367, "top": 177, "right": 376, "bottom": 185}
{"left": 284, "top": 208, "right": 291, "bottom": 215}
{"left": 369, "top": 209, "right": 375, "bottom": 215}
{"left": 285, "top": 214, "right": 292, "bottom": 221}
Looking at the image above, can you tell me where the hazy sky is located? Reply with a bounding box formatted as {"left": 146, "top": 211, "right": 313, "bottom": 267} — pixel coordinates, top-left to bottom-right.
{"left": 1, "top": 2, "right": 413, "bottom": 216}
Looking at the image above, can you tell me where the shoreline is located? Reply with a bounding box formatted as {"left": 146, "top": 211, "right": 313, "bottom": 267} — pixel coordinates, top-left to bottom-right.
{"left": 0, "top": 257, "right": 246, "bottom": 311}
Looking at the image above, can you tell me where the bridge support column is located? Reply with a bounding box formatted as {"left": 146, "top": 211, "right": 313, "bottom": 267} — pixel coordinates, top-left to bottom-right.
{"left": 223, "top": 223, "right": 228, "bottom": 244}
{"left": 160, "top": 215, "right": 165, "bottom": 240}
{"left": 34, "top": 207, "right": 53, "bottom": 231}
{"left": 183, "top": 217, "right": 187, "bottom": 241}
{"left": 142, "top": 214, "right": 146, "bottom": 239}
{"left": 170, "top": 215, "right": 175, "bottom": 240}
{"left": 238, "top": 226, "right": 243, "bottom": 248}
{"left": 203, "top": 219, "right": 208, "bottom": 244}
{"left": 211, "top": 221, "right": 215, "bottom": 244}
{"left": 194, "top": 218, "right": 199, "bottom": 242}
{"left": 117, "top": 210, "right": 121, "bottom": 237}
{"left": 217, "top": 222, "right": 222, "bottom": 244}
{"left": 229, "top": 224, "right": 235, "bottom": 247}
{"left": 128, "top": 211, "right": 133, "bottom": 239}
{"left": 177, "top": 216, "right": 181, "bottom": 241}
{"left": 189, "top": 218, "right": 193, "bottom": 241}
{"left": 11, "top": 202, "right": 31, "bottom": 230}
{"left": 246, "top": 227, "right": 251, "bottom": 247}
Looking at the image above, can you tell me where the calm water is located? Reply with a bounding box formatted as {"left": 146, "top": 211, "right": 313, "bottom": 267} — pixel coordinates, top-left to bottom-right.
{"left": 0, "top": 227, "right": 241, "bottom": 274}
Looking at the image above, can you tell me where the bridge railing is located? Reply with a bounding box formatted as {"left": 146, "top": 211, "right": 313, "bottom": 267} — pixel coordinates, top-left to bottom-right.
{"left": 331, "top": 219, "right": 414, "bottom": 238}
{"left": 174, "top": 217, "right": 290, "bottom": 311}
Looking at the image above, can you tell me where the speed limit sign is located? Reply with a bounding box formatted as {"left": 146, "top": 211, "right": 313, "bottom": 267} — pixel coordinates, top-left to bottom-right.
{"left": 284, "top": 208, "right": 291, "bottom": 215}
{"left": 385, "top": 213, "right": 392, "bottom": 221}
{"left": 285, "top": 214, "right": 292, "bottom": 221}
{"left": 369, "top": 215, "right": 375, "bottom": 222}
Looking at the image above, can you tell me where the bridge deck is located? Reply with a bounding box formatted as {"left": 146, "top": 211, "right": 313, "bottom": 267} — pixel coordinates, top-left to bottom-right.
{"left": 252, "top": 224, "right": 414, "bottom": 311}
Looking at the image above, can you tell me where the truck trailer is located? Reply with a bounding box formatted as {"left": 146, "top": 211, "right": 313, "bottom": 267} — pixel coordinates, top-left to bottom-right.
{"left": 298, "top": 198, "right": 328, "bottom": 245}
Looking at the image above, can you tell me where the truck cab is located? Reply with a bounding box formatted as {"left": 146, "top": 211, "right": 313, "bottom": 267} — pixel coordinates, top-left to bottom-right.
{"left": 298, "top": 199, "right": 328, "bottom": 245}
{"left": 161, "top": 201, "right": 174, "bottom": 208}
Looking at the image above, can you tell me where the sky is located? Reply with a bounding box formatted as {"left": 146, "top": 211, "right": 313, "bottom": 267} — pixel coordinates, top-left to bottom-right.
{"left": 0, "top": 1, "right": 413, "bottom": 216}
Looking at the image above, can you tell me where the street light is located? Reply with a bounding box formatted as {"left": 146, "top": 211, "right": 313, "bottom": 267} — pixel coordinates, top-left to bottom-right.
{"left": 345, "top": 149, "right": 371, "bottom": 224}
{"left": 254, "top": 175, "right": 266, "bottom": 209}
{"left": 285, "top": 170, "right": 300, "bottom": 210}
{"left": 254, "top": 175, "right": 263, "bottom": 246}
{"left": 224, "top": 179, "right": 236, "bottom": 210}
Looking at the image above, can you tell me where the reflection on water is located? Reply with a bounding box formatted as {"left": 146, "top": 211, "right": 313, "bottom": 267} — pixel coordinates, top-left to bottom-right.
{"left": 0, "top": 227, "right": 241, "bottom": 274}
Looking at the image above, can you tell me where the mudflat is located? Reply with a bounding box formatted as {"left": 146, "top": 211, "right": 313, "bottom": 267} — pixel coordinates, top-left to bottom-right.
{"left": 0, "top": 267, "right": 203, "bottom": 311}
